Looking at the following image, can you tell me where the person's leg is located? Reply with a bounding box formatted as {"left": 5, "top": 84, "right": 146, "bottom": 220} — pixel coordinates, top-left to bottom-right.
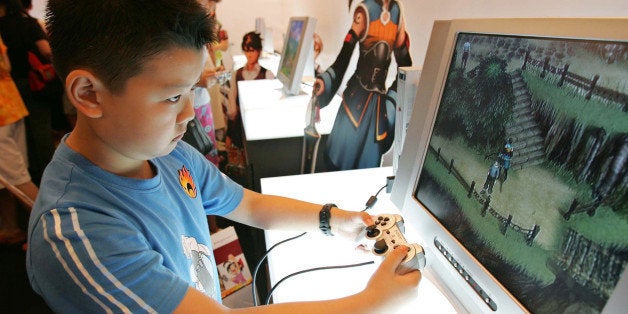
{"left": 15, "top": 80, "right": 55, "bottom": 185}
{"left": 0, "top": 189, "right": 25, "bottom": 244}
{"left": 0, "top": 189, "right": 19, "bottom": 229}
{"left": 0, "top": 121, "right": 38, "bottom": 244}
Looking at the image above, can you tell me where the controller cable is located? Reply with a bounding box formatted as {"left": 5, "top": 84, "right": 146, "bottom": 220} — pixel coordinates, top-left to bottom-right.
{"left": 251, "top": 182, "right": 389, "bottom": 306}
{"left": 252, "top": 231, "right": 306, "bottom": 306}
{"left": 264, "top": 261, "right": 375, "bottom": 306}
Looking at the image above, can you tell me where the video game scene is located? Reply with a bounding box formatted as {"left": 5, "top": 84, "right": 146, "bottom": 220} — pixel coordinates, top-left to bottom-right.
{"left": 414, "top": 32, "right": 627, "bottom": 313}
{"left": 279, "top": 19, "right": 304, "bottom": 78}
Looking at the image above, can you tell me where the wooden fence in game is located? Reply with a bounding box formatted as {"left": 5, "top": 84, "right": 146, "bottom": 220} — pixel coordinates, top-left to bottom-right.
{"left": 557, "top": 228, "right": 625, "bottom": 299}
{"left": 521, "top": 51, "right": 628, "bottom": 111}
{"left": 432, "top": 146, "right": 541, "bottom": 246}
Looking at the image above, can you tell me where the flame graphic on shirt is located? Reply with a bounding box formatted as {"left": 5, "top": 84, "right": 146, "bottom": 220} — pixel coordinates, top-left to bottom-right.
{"left": 178, "top": 165, "right": 197, "bottom": 198}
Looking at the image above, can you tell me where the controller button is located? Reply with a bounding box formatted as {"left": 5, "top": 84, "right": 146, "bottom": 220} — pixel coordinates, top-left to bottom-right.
{"left": 383, "top": 217, "right": 390, "bottom": 222}
{"left": 374, "top": 239, "right": 388, "bottom": 254}
{"left": 366, "top": 226, "right": 380, "bottom": 238}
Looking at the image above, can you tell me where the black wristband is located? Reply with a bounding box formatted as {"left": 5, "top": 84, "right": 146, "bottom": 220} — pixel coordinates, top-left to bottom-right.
{"left": 319, "top": 203, "right": 336, "bottom": 236}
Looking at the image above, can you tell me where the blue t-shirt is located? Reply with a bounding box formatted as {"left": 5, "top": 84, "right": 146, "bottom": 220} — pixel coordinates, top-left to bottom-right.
{"left": 26, "top": 138, "right": 244, "bottom": 313}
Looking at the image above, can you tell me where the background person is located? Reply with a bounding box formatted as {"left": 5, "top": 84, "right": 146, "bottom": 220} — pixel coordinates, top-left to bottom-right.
{"left": 0, "top": 32, "right": 38, "bottom": 245}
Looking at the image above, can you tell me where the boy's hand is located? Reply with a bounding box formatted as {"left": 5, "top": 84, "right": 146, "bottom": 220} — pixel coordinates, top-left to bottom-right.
{"left": 329, "top": 208, "right": 373, "bottom": 239}
{"left": 364, "top": 245, "right": 421, "bottom": 310}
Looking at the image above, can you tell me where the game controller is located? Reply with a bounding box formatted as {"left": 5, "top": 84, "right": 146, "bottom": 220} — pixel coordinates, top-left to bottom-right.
{"left": 359, "top": 214, "right": 426, "bottom": 274}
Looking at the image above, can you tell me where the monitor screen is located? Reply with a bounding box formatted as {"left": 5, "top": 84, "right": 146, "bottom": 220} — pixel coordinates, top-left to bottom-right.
{"left": 277, "top": 16, "right": 316, "bottom": 95}
{"left": 391, "top": 18, "right": 627, "bottom": 313}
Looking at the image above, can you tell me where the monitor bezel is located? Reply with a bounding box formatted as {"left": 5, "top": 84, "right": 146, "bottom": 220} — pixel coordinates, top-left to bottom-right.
{"left": 276, "top": 16, "right": 317, "bottom": 96}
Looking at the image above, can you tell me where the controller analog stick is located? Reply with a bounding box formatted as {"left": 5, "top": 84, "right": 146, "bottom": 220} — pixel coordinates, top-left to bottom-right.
{"left": 366, "top": 225, "right": 380, "bottom": 238}
{"left": 374, "top": 239, "right": 388, "bottom": 254}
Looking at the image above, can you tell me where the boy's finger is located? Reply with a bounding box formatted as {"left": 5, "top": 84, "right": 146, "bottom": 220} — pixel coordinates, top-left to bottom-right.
{"left": 360, "top": 212, "right": 374, "bottom": 226}
{"left": 380, "top": 245, "right": 409, "bottom": 272}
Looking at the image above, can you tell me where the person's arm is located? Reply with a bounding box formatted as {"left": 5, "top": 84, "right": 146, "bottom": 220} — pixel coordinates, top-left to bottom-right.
{"left": 0, "top": 38, "right": 11, "bottom": 73}
{"left": 225, "top": 189, "right": 372, "bottom": 236}
{"left": 314, "top": 6, "right": 366, "bottom": 102}
{"left": 212, "top": 38, "right": 229, "bottom": 52}
{"left": 35, "top": 39, "right": 53, "bottom": 62}
{"left": 197, "top": 46, "right": 226, "bottom": 88}
{"left": 226, "top": 72, "right": 238, "bottom": 120}
{"left": 174, "top": 245, "right": 420, "bottom": 313}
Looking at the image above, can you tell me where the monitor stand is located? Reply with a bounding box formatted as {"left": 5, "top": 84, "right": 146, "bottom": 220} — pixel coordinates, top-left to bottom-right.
{"left": 277, "top": 85, "right": 309, "bottom": 99}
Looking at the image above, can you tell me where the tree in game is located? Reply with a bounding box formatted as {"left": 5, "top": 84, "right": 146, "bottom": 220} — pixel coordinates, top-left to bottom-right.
{"left": 463, "top": 55, "right": 515, "bottom": 149}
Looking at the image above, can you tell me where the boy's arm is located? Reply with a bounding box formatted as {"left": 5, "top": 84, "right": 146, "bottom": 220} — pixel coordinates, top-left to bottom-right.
{"left": 224, "top": 189, "right": 372, "bottom": 237}
{"left": 174, "top": 245, "right": 420, "bottom": 313}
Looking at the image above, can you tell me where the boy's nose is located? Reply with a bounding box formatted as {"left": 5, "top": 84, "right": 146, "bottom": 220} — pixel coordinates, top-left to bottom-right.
{"left": 179, "top": 96, "right": 196, "bottom": 125}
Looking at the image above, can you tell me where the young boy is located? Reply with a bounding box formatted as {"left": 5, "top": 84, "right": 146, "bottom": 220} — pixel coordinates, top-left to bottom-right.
{"left": 26, "top": 1, "right": 420, "bottom": 313}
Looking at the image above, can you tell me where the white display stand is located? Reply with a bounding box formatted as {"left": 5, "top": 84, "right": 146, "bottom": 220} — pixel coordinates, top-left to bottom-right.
{"left": 233, "top": 52, "right": 341, "bottom": 141}
{"left": 238, "top": 79, "right": 340, "bottom": 141}
{"left": 260, "top": 167, "right": 456, "bottom": 313}
{"left": 234, "top": 54, "right": 342, "bottom": 190}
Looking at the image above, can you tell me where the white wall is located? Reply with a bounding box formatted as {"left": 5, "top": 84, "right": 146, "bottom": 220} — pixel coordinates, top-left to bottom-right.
{"left": 218, "top": 0, "right": 628, "bottom": 70}
{"left": 30, "top": 0, "right": 628, "bottom": 70}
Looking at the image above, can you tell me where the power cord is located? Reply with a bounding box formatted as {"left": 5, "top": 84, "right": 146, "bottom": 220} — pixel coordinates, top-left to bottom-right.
{"left": 264, "top": 261, "right": 375, "bottom": 305}
{"left": 252, "top": 232, "right": 306, "bottom": 306}
{"left": 250, "top": 181, "right": 389, "bottom": 306}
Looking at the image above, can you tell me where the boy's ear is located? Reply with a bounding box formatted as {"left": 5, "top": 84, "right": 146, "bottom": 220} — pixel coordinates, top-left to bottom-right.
{"left": 65, "top": 70, "right": 107, "bottom": 118}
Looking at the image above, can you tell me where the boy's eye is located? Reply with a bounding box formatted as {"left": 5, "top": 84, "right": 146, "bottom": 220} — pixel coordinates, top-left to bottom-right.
{"left": 167, "top": 95, "right": 181, "bottom": 103}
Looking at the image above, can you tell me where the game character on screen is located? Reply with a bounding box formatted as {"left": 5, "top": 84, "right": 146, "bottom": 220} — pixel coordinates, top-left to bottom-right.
{"left": 26, "top": 1, "right": 419, "bottom": 312}
{"left": 481, "top": 161, "right": 501, "bottom": 196}
{"left": 314, "top": 0, "right": 413, "bottom": 170}
{"left": 461, "top": 41, "right": 471, "bottom": 70}
{"left": 498, "top": 138, "right": 513, "bottom": 181}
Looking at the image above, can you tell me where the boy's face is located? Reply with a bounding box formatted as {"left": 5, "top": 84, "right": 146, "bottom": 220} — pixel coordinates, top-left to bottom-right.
{"left": 93, "top": 47, "right": 206, "bottom": 161}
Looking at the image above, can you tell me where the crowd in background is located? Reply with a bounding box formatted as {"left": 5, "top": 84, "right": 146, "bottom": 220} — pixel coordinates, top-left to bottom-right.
{"left": 0, "top": 0, "right": 71, "bottom": 246}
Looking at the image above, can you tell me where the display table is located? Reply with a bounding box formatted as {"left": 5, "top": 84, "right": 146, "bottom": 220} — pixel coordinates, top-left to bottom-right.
{"left": 260, "top": 167, "right": 456, "bottom": 312}
{"left": 238, "top": 78, "right": 342, "bottom": 190}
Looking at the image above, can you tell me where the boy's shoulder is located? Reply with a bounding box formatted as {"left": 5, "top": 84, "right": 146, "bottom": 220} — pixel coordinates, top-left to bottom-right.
{"left": 40, "top": 140, "right": 203, "bottom": 195}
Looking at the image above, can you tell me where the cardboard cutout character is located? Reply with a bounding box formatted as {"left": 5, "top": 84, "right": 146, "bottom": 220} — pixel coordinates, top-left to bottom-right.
{"left": 315, "top": 0, "right": 413, "bottom": 170}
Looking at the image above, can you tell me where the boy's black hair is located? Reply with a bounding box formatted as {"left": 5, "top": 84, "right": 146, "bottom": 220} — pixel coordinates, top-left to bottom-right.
{"left": 0, "top": 0, "right": 27, "bottom": 16}
{"left": 20, "top": 0, "right": 31, "bottom": 10}
{"left": 241, "top": 31, "right": 262, "bottom": 51}
{"left": 46, "top": 0, "right": 216, "bottom": 93}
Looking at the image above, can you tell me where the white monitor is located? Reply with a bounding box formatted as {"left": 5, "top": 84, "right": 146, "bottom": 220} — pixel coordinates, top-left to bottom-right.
{"left": 391, "top": 18, "right": 628, "bottom": 313}
{"left": 277, "top": 16, "right": 316, "bottom": 96}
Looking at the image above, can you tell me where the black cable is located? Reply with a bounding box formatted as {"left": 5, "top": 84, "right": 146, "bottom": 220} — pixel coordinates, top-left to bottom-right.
{"left": 264, "top": 261, "right": 375, "bottom": 305}
{"left": 252, "top": 232, "right": 306, "bottom": 306}
{"left": 362, "top": 183, "right": 388, "bottom": 212}
{"left": 251, "top": 181, "right": 388, "bottom": 305}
